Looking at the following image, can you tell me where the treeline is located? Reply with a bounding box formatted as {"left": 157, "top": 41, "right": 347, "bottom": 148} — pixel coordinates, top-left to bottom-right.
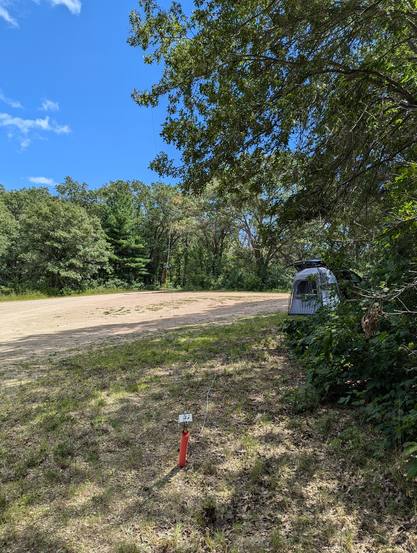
{"left": 0, "top": 177, "right": 323, "bottom": 294}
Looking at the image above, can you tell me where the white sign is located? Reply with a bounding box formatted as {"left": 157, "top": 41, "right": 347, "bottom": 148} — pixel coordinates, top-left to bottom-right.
{"left": 178, "top": 413, "right": 193, "bottom": 425}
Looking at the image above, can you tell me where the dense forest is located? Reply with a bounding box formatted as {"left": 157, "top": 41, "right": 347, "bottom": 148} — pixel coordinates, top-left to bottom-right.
{"left": 0, "top": 177, "right": 321, "bottom": 294}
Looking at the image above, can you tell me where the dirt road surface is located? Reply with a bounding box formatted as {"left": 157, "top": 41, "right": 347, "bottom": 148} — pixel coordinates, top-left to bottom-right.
{"left": 0, "top": 291, "right": 288, "bottom": 367}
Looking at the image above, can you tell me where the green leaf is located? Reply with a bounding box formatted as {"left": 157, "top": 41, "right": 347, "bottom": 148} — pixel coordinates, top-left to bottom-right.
{"left": 407, "top": 459, "right": 417, "bottom": 479}
{"left": 404, "top": 443, "right": 417, "bottom": 456}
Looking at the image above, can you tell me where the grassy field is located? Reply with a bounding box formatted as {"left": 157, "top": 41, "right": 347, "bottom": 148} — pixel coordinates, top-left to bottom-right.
{"left": 0, "top": 287, "right": 142, "bottom": 302}
{"left": 0, "top": 313, "right": 416, "bottom": 552}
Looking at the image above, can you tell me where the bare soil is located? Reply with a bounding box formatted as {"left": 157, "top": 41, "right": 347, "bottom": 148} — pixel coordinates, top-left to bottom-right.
{"left": 0, "top": 291, "right": 288, "bottom": 366}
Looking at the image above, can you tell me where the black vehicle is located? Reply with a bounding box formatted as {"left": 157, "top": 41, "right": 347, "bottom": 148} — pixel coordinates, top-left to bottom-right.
{"left": 291, "top": 259, "right": 326, "bottom": 271}
{"left": 331, "top": 268, "right": 363, "bottom": 298}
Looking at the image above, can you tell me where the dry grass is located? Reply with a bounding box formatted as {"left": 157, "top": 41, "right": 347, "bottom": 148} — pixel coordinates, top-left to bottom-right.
{"left": 0, "top": 313, "right": 416, "bottom": 552}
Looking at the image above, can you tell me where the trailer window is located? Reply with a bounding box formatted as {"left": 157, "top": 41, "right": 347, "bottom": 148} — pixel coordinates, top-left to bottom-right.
{"left": 295, "top": 280, "right": 317, "bottom": 297}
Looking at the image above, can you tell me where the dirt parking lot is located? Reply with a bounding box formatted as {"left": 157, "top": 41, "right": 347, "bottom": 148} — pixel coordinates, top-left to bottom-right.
{"left": 0, "top": 291, "right": 288, "bottom": 366}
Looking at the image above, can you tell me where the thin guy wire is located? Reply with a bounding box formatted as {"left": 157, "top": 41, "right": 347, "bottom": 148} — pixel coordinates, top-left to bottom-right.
{"left": 197, "top": 375, "right": 217, "bottom": 439}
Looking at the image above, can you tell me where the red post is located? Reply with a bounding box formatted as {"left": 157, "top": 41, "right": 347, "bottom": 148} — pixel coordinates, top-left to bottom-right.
{"left": 178, "top": 430, "right": 190, "bottom": 467}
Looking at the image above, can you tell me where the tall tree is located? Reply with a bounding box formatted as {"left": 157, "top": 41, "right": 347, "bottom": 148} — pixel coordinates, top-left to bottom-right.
{"left": 3, "top": 186, "right": 53, "bottom": 219}
{"left": 55, "top": 176, "right": 100, "bottom": 214}
{"left": 1, "top": 187, "right": 54, "bottom": 288}
{"left": 132, "top": 181, "right": 183, "bottom": 284}
{"left": 129, "top": 0, "right": 417, "bottom": 220}
{"left": 19, "top": 199, "right": 110, "bottom": 291}
{"left": 102, "top": 181, "right": 149, "bottom": 283}
{"left": 176, "top": 183, "right": 238, "bottom": 287}
{"left": 0, "top": 194, "right": 17, "bottom": 260}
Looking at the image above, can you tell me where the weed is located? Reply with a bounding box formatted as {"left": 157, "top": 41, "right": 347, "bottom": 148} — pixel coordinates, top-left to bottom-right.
{"left": 171, "top": 522, "right": 182, "bottom": 548}
{"left": 316, "top": 411, "right": 339, "bottom": 436}
{"left": 296, "top": 452, "right": 318, "bottom": 476}
{"left": 91, "top": 486, "right": 114, "bottom": 511}
{"left": 115, "top": 541, "right": 141, "bottom": 553}
{"left": 115, "top": 431, "right": 134, "bottom": 447}
{"left": 271, "top": 526, "right": 285, "bottom": 551}
{"left": 277, "top": 453, "right": 290, "bottom": 474}
{"left": 339, "top": 527, "right": 355, "bottom": 552}
{"left": 202, "top": 458, "right": 218, "bottom": 476}
{"left": 0, "top": 492, "right": 7, "bottom": 521}
{"left": 241, "top": 429, "right": 256, "bottom": 452}
{"left": 127, "top": 445, "right": 143, "bottom": 470}
{"left": 199, "top": 497, "right": 217, "bottom": 527}
{"left": 44, "top": 467, "right": 62, "bottom": 484}
{"left": 261, "top": 412, "right": 270, "bottom": 424}
{"left": 53, "top": 441, "right": 75, "bottom": 469}
{"left": 250, "top": 456, "right": 266, "bottom": 485}
{"left": 40, "top": 412, "right": 62, "bottom": 432}
{"left": 283, "top": 304, "right": 417, "bottom": 448}
{"left": 203, "top": 528, "right": 228, "bottom": 550}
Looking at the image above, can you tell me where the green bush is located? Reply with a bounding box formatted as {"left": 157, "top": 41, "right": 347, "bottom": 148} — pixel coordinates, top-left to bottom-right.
{"left": 283, "top": 303, "right": 417, "bottom": 447}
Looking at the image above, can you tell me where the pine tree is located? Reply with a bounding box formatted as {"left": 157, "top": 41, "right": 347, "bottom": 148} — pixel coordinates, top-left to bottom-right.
{"left": 102, "top": 181, "right": 148, "bottom": 283}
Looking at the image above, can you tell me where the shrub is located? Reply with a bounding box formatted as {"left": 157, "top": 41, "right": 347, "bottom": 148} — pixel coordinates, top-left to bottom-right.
{"left": 283, "top": 303, "right": 417, "bottom": 447}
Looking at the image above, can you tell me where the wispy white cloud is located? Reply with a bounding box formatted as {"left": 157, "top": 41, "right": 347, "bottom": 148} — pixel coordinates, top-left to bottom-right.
{"left": 0, "top": 88, "right": 23, "bottom": 109}
{"left": 49, "top": 0, "right": 81, "bottom": 15}
{"left": 0, "top": 0, "right": 82, "bottom": 28}
{"left": 0, "top": 3, "right": 18, "bottom": 27}
{"left": 0, "top": 113, "right": 70, "bottom": 134}
{"left": 0, "top": 112, "right": 71, "bottom": 148}
{"left": 29, "top": 176, "right": 57, "bottom": 186}
{"left": 20, "top": 137, "right": 31, "bottom": 149}
{"left": 39, "top": 98, "right": 60, "bottom": 112}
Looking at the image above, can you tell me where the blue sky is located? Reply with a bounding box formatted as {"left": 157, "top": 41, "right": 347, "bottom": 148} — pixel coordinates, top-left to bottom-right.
{"left": 0, "top": 0, "right": 180, "bottom": 191}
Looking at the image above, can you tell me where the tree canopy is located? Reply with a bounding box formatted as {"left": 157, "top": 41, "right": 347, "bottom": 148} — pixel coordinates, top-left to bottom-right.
{"left": 19, "top": 199, "right": 110, "bottom": 291}
{"left": 129, "top": 0, "right": 417, "bottom": 218}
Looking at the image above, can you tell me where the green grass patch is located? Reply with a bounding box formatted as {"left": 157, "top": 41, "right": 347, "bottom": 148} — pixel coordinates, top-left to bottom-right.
{"left": 0, "top": 290, "right": 52, "bottom": 301}
{"left": 0, "top": 287, "right": 143, "bottom": 302}
{"left": 0, "top": 312, "right": 416, "bottom": 552}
